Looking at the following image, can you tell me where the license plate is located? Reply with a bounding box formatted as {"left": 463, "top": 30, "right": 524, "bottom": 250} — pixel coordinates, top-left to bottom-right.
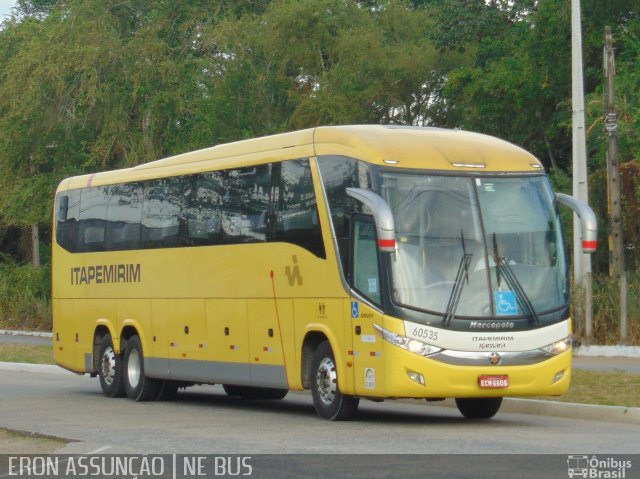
{"left": 478, "top": 375, "right": 509, "bottom": 389}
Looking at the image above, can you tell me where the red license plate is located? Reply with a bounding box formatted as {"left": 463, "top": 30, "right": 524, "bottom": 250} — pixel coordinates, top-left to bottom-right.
{"left": 478, "top": 375, "right": 509, "bottom": 389}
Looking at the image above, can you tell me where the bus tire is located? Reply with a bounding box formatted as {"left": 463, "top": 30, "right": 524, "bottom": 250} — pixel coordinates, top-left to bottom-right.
{"left": 123, "top": 335, "right": 160, "bottom": 402}
{"left": 455, "top": 397, "right": 503, "bottom": 419}
{"left": 310, "top": 341, "right": 359, "bottom": 420}
{"left": 97, "top": 333, "right": 125, "bottom": 398}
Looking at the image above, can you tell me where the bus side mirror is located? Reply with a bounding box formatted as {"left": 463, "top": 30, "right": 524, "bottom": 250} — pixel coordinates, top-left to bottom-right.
{"left": 346, "top": 187, "right": 396, "bottom": 252}
{"left": 57, "top": 195, "right": 69, "bottom": 222}
{"left": 555, "top": 193, "right": 598, "bottom": 254}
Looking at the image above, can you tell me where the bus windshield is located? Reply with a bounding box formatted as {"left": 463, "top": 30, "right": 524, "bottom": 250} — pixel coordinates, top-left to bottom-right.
{"left": 379, "top": 173, "right": 568, "bottom": 321}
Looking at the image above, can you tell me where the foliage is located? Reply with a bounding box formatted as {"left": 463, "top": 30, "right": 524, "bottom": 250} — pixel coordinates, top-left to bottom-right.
{"left": 544, "top": 369, "right": 640, "bottom": 408}
{"left": 585, "top": 17, "right": 640, "bottom": 168}
{"left": 436, "top": 0, "right": 640, "bottom": 171}
{"left": 0, "top": 0, "right": 639, "bottom": 341}
{"left": 0, "top": 344, "right": 53, "bottom": 364}
{"left": 589, "top": 161, "right": 640, "bottom": 273}
{"left": 590, "top": 269, "right": 640, "bottom": 345}
{"left": 0, "top": 260, "right": 51, "bottom": 329}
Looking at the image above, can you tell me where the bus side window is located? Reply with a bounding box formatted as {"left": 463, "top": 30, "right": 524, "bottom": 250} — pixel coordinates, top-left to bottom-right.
{"left": 274, "top": 159, "right": 325, "bottom": 258}
{"left": 317, "top": 156, "right": 372, "bottom": 274}
{"left": 351, "top": 215, "right": 381, "bottom": 304}
{"left": 221, "top": 165, "right": 270, "bottom": 244}
{"left": 182, "top": 171, "right": 224, "bottom": 246}
{"left": 106, "top": 182, "right": 143, "bottom": 251}
{"left": 56, "top": 189, "right": 80, "bottom": 252}
{"left": 78, "top": 186, "right": 109, "bottom": 252}
{"left": 142, "top": 178, "right": 184, "bottom": 249}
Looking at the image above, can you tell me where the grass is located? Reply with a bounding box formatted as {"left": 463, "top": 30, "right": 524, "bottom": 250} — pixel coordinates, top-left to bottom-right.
{"left": 0, "top": 261, "right": 51, "bottom": 331}
{"left": 571, "top": 270, "right": 640, "bottom": 345}
{"left": 0, "top": 343, "right": 638, "bottom": 408}
{"left": 0, "top": 428, "right": 68, "bottom": 454}
{"left": 0, "top": 344, "right": 54, "bottom": 364}
{"left": 539, "top": 369, "right": 640, "bottom": 408}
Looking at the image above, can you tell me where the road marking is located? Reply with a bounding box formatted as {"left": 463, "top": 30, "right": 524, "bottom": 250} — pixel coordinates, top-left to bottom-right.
{"left": 87, "top": 445, "right": 112, "bottom": 454}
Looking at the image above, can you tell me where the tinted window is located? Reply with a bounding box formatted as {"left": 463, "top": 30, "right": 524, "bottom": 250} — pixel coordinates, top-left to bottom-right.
{"left": 221, "top": 165, "right": 271, "bottom": 244}
{"left": 142, "top": 177, "right": 183, "bottom": 248}
{"left": 54, "top": 158, "right": 327, "bottom": 257}
{"left": 352, "top": 216, "right": 381, "bottom": 304}
{"left": 273, "top": 159, "right": 325, "bottom": 258}
{"left": 317, "top": 156, "right": 372, "bottom": 272}
{"left": 55, "top": 189, "right": 81, "bottom": 252}
{"left": 106, "top": 182, "right": 143, "bottom": 251}
{"left": 78, "top": 186, "right": 109, "bottom": 252}
{"left": 182, "top": 171, "right": 224, "bottom": 246}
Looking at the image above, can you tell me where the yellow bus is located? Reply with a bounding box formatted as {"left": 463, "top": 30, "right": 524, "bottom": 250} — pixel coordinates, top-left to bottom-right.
{"left": 52, "top": 125, "right": 597, "bottom": 420}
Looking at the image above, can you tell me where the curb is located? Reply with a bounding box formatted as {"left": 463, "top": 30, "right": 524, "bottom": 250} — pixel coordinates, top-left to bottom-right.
{"left": 2, "top": 361, "right": 638, "bottom": 425}
{"left": 500, "top": 398, "right": 640, "bottom": 424}
{"left": 0, "top": 361, "right": 72, "bottom": 375}
{"left": 574, "top": 345, "right": 640, "bottom": 358}
{"left": 410, "top": 397, "right": 640, "bottom": 425}
{"left": 0, "top": 329, "right": 53, "bottom": 338}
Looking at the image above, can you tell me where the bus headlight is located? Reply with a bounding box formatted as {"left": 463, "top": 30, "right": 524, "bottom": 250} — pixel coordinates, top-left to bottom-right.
{"left": 540, "top": 336, "right": 572, "bottom": 355}
{"left": 374, "top": 324, "right": 442, "bottom": 357}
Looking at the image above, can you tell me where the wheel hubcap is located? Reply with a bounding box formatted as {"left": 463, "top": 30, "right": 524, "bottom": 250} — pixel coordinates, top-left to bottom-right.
{"left": 316, "top": 357, "right": 337, "bottom": 406}
{"left": 100, "top": 347, "right": 117, "bottom": 386}
{"left": 127, "top": 348, "right": 141, "bottom": 389}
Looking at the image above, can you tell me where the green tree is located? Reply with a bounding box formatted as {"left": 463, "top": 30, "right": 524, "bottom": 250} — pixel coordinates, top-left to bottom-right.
{"left": 205, "top": 0, "right": 459, "bottom": 136}
{"left": 437, "top": 0, "right": 640, "bottom": 172}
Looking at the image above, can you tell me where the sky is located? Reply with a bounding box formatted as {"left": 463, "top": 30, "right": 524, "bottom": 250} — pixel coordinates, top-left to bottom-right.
{"left": 0, "top": 0, "right": 17, "bottom": 20}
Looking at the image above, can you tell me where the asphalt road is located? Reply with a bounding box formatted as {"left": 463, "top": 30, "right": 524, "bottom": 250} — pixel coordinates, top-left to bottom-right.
{"left": 0, "top": 367, "right": 638, "bottom": 456}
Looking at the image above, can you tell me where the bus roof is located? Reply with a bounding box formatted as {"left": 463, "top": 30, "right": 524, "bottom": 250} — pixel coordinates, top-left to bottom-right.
{"left": 59, "top": 125, "right": 543, "bottom": 191}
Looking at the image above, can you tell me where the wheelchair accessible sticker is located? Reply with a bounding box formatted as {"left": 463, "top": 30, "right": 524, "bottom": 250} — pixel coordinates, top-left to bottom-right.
{"left": 495, "top": 291, "right": 518, "bottom": 316}
{"left": 351, "top": 301, "right": 359, "bottom": 318}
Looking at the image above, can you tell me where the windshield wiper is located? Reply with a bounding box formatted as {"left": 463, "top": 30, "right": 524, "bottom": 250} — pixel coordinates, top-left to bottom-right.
{"left": 492, "top": 233, "right": 540, "bottom": 326}
{"left": 443, "top": 231, "right": 472, "bottom": 327}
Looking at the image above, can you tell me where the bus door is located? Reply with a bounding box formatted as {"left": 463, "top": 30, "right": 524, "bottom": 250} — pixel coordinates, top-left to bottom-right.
{"left": 350, "top": 215, "right": 386, "bottom": 397}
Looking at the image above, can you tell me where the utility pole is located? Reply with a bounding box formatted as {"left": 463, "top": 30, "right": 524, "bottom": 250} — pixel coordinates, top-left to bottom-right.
{"left": 31, "top": 224, "right": 40, "bottom": 268}
{"left": 571, "top": 0, "right": 593, "bottom": 340}
{"left": 604, "top": 26, "right": 627, "bottom": 342}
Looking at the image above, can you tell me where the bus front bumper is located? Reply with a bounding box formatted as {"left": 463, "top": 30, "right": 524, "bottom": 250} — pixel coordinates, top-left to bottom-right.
{"left": 382, "top": 346, "right": 572, "bottom": 399}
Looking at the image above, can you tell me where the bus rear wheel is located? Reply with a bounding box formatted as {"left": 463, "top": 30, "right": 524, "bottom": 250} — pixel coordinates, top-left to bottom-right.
{"left": 455, "top": 397, "right": 503, "bottom": 419}
{"left": 310, "top": 341, "right": 359, "bottom": 421}
{"left": 123, "top": 335, "right": 160, "bottom": 401}
{"left": 98, "top": 333, "right": 125, "bottom": 398}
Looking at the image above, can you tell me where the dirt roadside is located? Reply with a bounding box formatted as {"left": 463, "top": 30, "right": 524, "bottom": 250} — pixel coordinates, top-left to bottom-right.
{"left": 0, "top": 429, "right": 68, "bottom": 454}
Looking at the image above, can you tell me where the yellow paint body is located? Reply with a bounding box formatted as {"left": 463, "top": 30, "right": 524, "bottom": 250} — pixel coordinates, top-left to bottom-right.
{"left": 52, "top": 125, "right": 570, "bottom": 400}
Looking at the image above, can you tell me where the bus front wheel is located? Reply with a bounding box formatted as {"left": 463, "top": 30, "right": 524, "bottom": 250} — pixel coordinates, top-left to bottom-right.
{"left": 310, "top": 341, "right": 359, "bottom": 421}
{"left": 98, "top": 334, "right": 125, "bottom": 398}
{"left": 455, "top": 397, "right": 503, "bottom": 419}
{"left": 123, "top": 335, "right": 160, "bottom": 401}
